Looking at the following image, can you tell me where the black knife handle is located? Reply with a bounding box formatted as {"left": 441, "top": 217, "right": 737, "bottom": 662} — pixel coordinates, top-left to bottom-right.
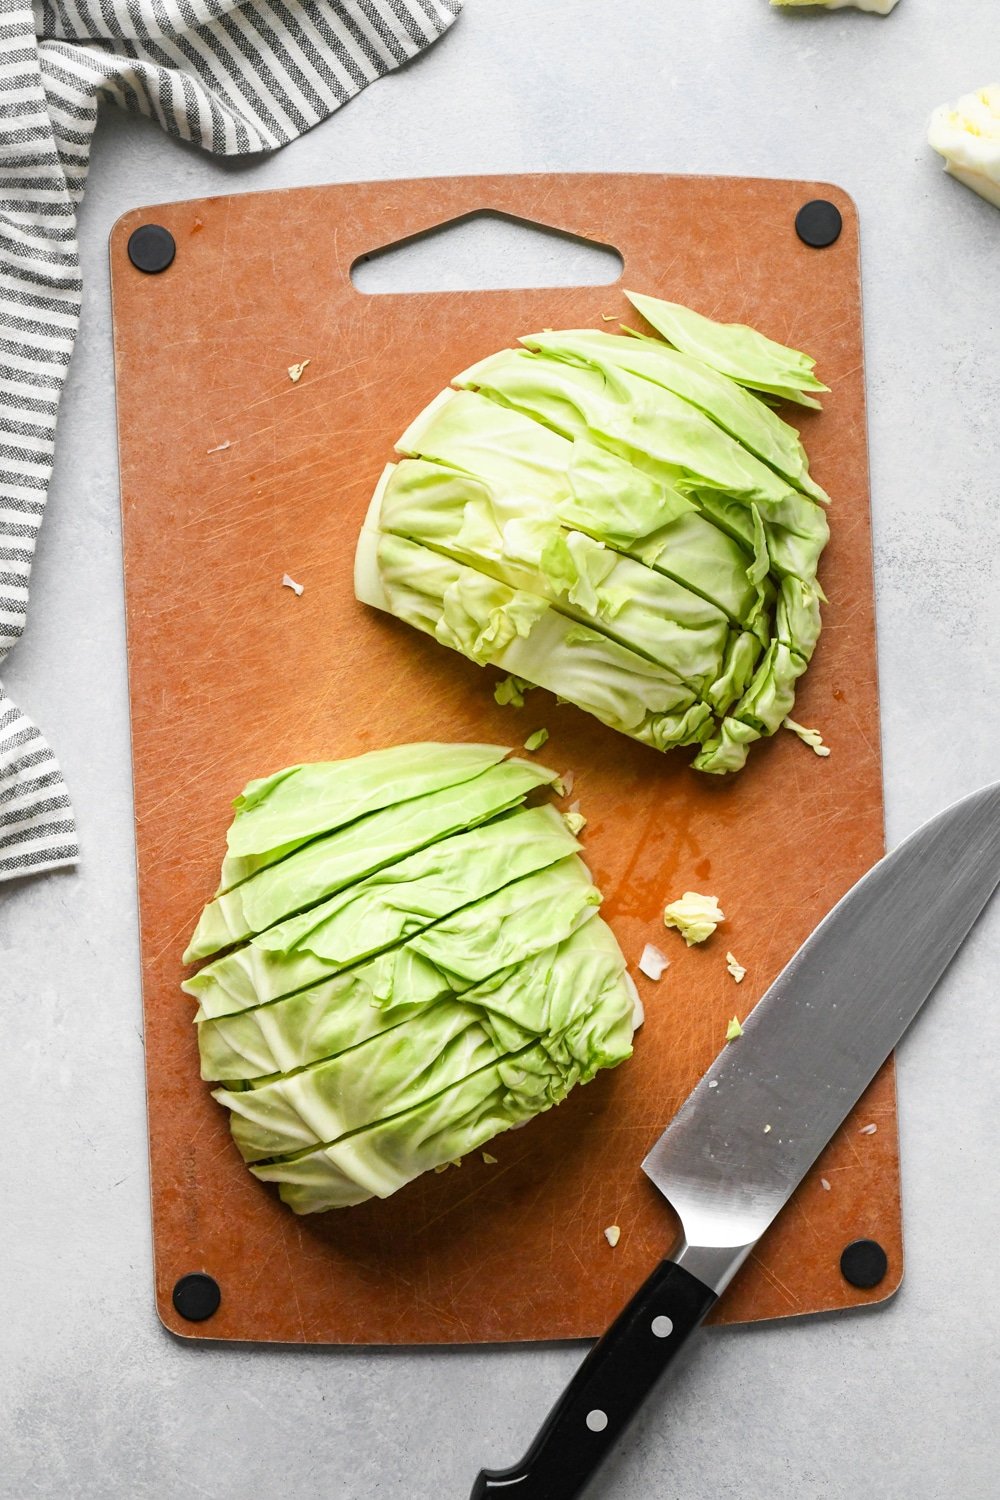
{"left": 470, "top": 1258, "right": 717, "bottom": 1500}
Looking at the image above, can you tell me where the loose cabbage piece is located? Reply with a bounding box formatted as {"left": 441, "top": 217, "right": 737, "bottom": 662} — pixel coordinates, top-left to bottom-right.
{"left": 638, "top": 943, "right": 670, "bottom": 981}
{"left": 357, "top": 296, "right": 830, "bottom": 773}
{"left": 494, "top": 674, "right": 534, "bottom": 706}
{"left": 218, "top": 741, "right": 507, "bottom": 891}
{"left": 184, "top": 756, "right": 555, "bottom": 962}
{"left": 663, "top": 892, "right": 725, "bottom": 946}
{"left": 783, "top": 717, "right": 831, "bottom": 757}
{"left": 624, "top": 291, "right": 829, "bottom": 409}
{"left": 186, "top": 746, "right": 636, "bottom": 1212}
{"left": 184, "top": 802, "right": 580, "bottom": 1017}
{"left": 928, "top": 85, "right": 1000, "bottom": 210}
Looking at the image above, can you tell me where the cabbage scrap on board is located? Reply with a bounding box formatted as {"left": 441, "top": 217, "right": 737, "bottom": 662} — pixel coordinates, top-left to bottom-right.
{"left": 183, "top": 743, "right": 639, "bottom": 1213}
{"left": 355, "top": 291, "right": 830, "bottom": 775}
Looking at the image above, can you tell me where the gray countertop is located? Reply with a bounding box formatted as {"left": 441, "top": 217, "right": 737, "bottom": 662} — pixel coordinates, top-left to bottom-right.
{"left": 3, "top": 3, "right": 998, "bottom": 1496}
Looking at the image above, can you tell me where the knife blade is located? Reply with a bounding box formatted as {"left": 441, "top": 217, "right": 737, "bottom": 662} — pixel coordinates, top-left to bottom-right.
{"left": 471, "top": 780, "right": 1000, "bottom": 1499}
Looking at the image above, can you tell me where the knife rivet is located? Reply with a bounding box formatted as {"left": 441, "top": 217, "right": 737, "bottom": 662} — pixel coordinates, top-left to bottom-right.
{"left": 795, "top": 199, "right": 843, "bottom": 249}
{"left": 839, "top": 1239, "right": 888, "bottom": 1290}
{"left": 127, "top": 223, "right": 176, "bottom": 274}
{"left": 172, "top": 1272, "right": 221, "bottom": 1322}
{"left": 585, "top": 1410, "right": 609, "bottom": 1433}
{"left": 651, "top": 1316, "right": 673, "bottom": 1339}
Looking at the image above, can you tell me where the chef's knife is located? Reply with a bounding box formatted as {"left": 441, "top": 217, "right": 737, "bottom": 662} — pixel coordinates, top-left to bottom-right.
{"left": 471, "top": 780, "right": 1000, "bottom": 1499}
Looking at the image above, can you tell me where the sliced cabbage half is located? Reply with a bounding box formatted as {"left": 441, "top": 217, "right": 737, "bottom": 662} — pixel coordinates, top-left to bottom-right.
{"left": 185, "top": 744, "right": 637, "bottom": 1212}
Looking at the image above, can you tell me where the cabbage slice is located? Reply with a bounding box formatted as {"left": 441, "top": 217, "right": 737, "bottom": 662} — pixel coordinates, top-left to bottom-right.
{"left": 184, "top": 755, "right": 555, "bottom": 962}
{"left": 454, "top": 347, "right": 804, "bottom": 516}
{"left": 214, "top": 919, "right": 630, "bottom": 1166}
{"left": 378, "top": 457, "right": 734, "bottom": 693}
{"left": 196, "top": 854, "right": 602, "bottom": 1081}
{"left": 363, "top": 532, "right": 714, "bottom": 751}
{"left": 520, "top": 329, "right": 828, "bottom": 504}
{"left": 219, "top": 741, "right": 507, "bottom": 891}
{"left": 624, "top": 291, "right": 829, "bottom": 408}
{"left": 248, "top": 921, "right": 635, "bottom": 1211}
{"left": 928, "top": 84, "right": 1000, "bottom": 210}
{"left": 184, "top": 802, "right": 580, "bottom": 1016}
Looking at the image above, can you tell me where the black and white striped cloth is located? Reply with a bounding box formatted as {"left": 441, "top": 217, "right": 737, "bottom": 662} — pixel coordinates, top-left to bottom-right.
{"left": 0, "top": 0, "right": 462, "bottom": 882}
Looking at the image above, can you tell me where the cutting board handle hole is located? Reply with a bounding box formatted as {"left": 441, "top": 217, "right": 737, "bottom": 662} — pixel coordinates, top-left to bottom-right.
{"left": 350, "top": 211, "right": 623, "bottom": 296}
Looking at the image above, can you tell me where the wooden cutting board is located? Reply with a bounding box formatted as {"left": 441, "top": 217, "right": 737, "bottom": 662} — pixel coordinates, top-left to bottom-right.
{"left": 110, "top": 173, "right": 899, "bottom": 1344}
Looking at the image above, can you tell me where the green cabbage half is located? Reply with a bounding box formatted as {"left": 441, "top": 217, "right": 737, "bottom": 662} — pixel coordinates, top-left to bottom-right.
{"left": 184, "top": 743, "right": 637, "bottom": 1213}
{"left": 354, "top": 291, "right": 830, "bottom": 774}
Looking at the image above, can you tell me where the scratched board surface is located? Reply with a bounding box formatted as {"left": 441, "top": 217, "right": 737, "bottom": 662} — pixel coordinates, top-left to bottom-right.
{"left": 110, "top": 174, "right": 899, "bottom": 1344}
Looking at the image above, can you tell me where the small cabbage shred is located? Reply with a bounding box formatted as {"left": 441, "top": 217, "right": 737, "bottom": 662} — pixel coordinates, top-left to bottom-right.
{"left": 663, "top": 891, "right": 725, "bottom": 946}
{"left": 183, "top": 743, "right": 637, "bottom": 1214}
{"left": 354, "top": 291, "right": 831, "bottom": 775}
{"left": 783, "top": 717, "right": 830, "bottom": 756}
{"left": 928, "top": 85, "right": 1000, "bottom": 210}
{"left": 495, "top": 674, "right": 534, "bottom": 707}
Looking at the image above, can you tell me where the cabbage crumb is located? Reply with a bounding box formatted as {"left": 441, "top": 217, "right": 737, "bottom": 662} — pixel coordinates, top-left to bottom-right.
{"left": 524, "top": 728, "right": 549, "bottom": 752}
{"left": 783, "top": 717, "right": 830, "bottom": 757}
{"left": 638, "top": 943, "right": 670, "bottom": 981}
{"left": 494, "top": 674, "right": 534, "bottom": 708}
{"left": 288, "top": 359, "right": 311, "bottom": 383}
{"left": 563, "top": 800, "right": 586, "bottom": 835}
{"left": 726, "top": 1016, "right": 744, "bottom": 1042}
{"left": 726, "top": 951, "right": 746, "bottom": 983}
{"left": 482, "top": 1151, "right": 498, "bottom": 1165}
{"left": 663, "top": 891, "right": 725, "bottom": 945}
{"left": 604, "top": 1225, "right": 621, "bottom": 1247}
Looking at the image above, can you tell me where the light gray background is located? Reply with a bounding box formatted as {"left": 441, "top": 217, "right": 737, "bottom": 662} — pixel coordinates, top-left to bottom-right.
{"left": 3, "top": 2, "right": 998, "bottom": 1496}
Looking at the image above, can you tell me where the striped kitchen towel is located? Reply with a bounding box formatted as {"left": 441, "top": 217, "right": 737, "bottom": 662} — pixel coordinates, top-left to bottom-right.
{"left": 0, "top": 0, "right": 463, "bottom": 883}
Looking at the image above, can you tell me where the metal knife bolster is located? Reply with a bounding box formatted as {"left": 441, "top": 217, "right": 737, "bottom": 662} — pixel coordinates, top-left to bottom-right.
{"left": 671, "top": 1235, "right": 757, "bottom": 1297}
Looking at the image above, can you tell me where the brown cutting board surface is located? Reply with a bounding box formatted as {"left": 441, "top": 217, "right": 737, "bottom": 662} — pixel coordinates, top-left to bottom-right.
{"left": 111, "top": 173, "right": 899, "bottom": 1344}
